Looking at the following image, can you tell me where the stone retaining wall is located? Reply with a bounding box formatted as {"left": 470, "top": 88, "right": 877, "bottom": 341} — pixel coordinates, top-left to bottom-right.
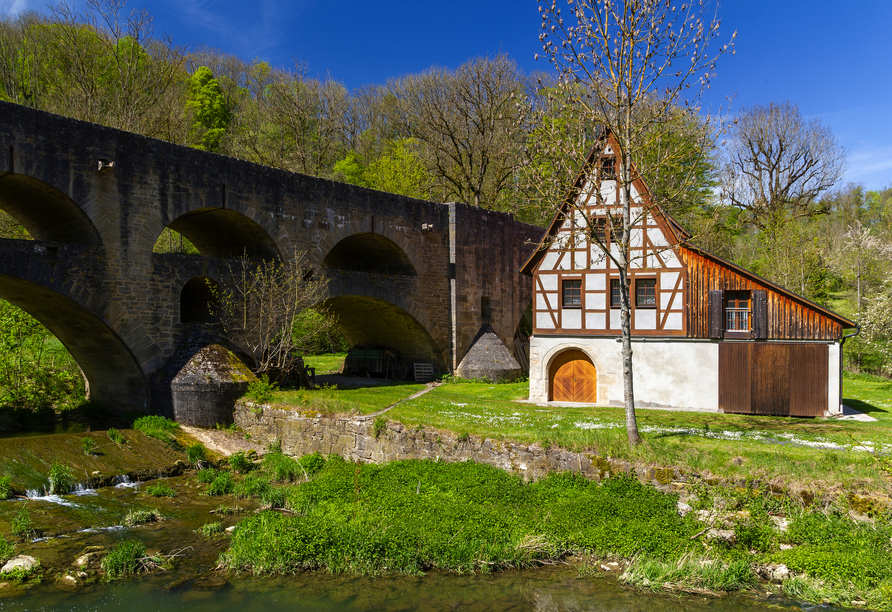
{"left": 234, "top": 401, "right": 690, "bottom": 492}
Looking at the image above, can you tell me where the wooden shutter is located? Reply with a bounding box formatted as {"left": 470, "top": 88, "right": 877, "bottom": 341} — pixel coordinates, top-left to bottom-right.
{"left": 752, "top": 290, "right": 768, "bottom": 339}
{"left": 708, "top": 290, "right": 724, "bottom": 338}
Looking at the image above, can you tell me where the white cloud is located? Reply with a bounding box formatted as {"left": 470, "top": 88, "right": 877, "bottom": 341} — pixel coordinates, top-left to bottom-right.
{"left": 0, "top": 0, "right": 32, "bottom": 15}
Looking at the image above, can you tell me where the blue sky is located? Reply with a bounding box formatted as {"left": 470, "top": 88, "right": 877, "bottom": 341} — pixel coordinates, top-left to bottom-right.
{"left": 3, "top": 0, "right": 891, "bottom": 190}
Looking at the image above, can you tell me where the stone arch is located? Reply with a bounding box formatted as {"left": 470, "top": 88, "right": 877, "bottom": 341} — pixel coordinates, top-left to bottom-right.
{"left": 317, "top": 221, "right": 420, "bottom": 274}
{"left": 548, "top": 348, "right": 597, "bottom": 403}
{"left": 180, "top": 277, "right": 221, "bottom": 324}
{"left": 157, "top": 208, "right": 281, "bottom": 260}
{"left": 319, "top": 295, "right": 445, "bottom": 370}
{"left": 0, "top": 274, "right": 149, "bottom": 412}
{"left": 0, "top": 173, "right": 102, "bottom": 246}
{"left": 322, "top": 233, "right": 416, "bottom": 275}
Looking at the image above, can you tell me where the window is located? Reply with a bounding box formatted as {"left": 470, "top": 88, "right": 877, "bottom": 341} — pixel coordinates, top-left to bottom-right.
{"left": 562, "top": 279, "right": 582, "bottom": 308}
{"left": 590, "top": 214, "right": 622, "bottom": 245}
{"left": 635, "top": 278, "right": 657, "bottom": 307}
{"left": 725, "top": 291, "right": 751, "bottom": 331}
{"left": 600, "top": 156, "right": 615, "bottom": 180}
{"left": 610, "top": 278, "right": 621, "bottom": 308}
{"left": 481, "top": 296, "right": 492, "bottom": 319}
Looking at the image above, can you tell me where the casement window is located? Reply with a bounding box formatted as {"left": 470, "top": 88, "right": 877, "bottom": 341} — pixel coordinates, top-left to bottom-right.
{"left": 562, "top": 279, "right": 582, "bottom": 308}
{"left": 635, "top": 278, "right": 657, "bottom": 308}
{"left": 725, "top": 291, "right": 750, "bottom": 331}
{"left": 590, "top": 214, "right": 623, "bottom": 245}
{"left": 610, "top": 278, "right": 621, "bottom": 308}
{"left": 709, "top": 289, "right": 768, "bottom": 339}
{"left": 591, "top": 217, "right": 607, "bottom": 243}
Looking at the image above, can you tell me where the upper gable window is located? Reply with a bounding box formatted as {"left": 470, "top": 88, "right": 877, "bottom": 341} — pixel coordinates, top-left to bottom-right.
{"left": 562, "top": 279, "right": 582, "bottom": 308}
{"left": 599, "top": 156, "right": 616, "bottom": 181}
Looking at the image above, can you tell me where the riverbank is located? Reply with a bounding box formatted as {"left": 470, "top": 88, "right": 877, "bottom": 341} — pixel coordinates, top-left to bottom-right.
{"left": 0, "top": 417, "right": 889, "bottom": 610}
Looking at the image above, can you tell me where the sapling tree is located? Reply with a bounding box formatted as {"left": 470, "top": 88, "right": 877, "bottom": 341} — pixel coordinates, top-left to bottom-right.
{"left": 535, "top": 0, "right": 734, "bottom": 445}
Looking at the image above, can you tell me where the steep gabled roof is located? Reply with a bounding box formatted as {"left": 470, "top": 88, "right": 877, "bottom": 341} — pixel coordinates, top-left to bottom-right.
{"left": 518, "top": 131, "right": 856, "bottom": 330}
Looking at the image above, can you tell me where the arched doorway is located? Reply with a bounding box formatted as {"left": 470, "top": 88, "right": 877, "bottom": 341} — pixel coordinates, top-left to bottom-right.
{"left": 549, "top": 349, "right": 597, "bottom": 403}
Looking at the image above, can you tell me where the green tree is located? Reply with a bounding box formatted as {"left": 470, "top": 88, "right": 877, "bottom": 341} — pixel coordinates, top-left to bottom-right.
{"left": 364, "top": 139, "right": 430, "bottom": 199}
{"left": 186, "top": 66, "right": 232, "bottom": 152}
{"left": 332, "top": 151, "right": 369, "bottom": 187}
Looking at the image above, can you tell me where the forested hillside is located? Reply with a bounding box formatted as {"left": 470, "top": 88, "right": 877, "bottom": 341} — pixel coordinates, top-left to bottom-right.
{"left": 0, "top": 1, "right": 890, "bottom": 411}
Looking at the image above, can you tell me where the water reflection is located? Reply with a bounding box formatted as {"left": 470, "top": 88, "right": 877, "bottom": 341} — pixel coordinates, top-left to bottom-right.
{"left": 0, "top": 567, "right": 815, "bottom": 612}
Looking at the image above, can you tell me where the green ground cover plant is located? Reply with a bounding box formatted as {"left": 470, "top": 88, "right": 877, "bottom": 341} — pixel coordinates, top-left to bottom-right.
{"left": 106, "top": 428, "right": 125, "bottom": 446}
{"left": 221, "top": 458, "right": 701, "bottom": 577}
{"left": 186, "top": 442, "right": 208, "bottom": 466}
{"left": 206, "top": 472, "right": 235, "bottom": 496}
{"left": 132, "top": 416, "right": 180, "bottom": 445}
{"left": 196, "top": 521, "right": 224, "bottom": 537}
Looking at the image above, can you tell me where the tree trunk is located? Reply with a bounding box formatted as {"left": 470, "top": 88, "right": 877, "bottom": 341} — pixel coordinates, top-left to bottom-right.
{"left": 619, "top": 123, "right": 641, "bottom": 447}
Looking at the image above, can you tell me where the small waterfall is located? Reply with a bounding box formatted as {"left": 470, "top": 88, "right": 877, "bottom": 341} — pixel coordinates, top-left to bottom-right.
{"left": 114, "top": 475, "right": 140, "bottom": 489}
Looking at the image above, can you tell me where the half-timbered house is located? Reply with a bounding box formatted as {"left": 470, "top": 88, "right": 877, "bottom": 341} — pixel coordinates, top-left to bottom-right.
{"left": 520, "top": 135, "right": 857, "bottom": 417}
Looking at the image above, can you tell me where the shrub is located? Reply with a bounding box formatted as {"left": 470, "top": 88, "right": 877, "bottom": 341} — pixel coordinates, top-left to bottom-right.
{"left": 228, "top": 451, "right": 254, "bottom": 474}
{"left": 195, "top": 522, "right": 224, "bottom": 537}
{"left": 48, "top": 462, "right": 76, "bottom": 495}
{"left": 0, "top": 475, "right": 12, "bottom": 500}
{"left": 11, "top": 505, "right": 36, "bottom": 541}
{"left": 145, "top": 483, "right": 176, "bottom": 498}
{"left": 106, "top": 428, "right": 125, "bottom": 445}
{"left": 132, "top": 415, "right": 180, "bottom": 445}
{"left": 124, "top": 508, "right": 163, "bottom": 526}
{"left": 102, "top": 540, "right": 160, "bottom": 579}
{"left": 206, "top": 472, "right": 235, "bottom": 496}
{"left": 186, "top": 442, "right": 207, "bottom": 466}
{"left": 81, "top": 437, "right": 97, "bottom": 456}
{"left": 245, "top": 375, "right": 278, "bottom": 404}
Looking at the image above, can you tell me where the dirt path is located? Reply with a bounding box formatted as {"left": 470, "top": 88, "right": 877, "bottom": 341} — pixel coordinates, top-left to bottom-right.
{"left": 180, "top": 425, "right": 267, "bottom": 457}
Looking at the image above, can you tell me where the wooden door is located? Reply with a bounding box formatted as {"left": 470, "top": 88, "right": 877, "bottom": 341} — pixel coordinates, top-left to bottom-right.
{"left": 549, "top": 350, "right": 597, "bottom": 403}
{"left": 719, "top": 343, "right": 828, "bottom": 417}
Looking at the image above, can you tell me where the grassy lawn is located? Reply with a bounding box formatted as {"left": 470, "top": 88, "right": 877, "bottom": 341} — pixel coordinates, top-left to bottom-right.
{"left": 303, "top": 352, "right": 346, "bottom": 374}
{"left": 384, "top": 372, "right": 892, "bottom": 491}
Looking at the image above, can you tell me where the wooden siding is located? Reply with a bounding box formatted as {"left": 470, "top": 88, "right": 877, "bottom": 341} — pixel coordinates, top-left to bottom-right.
{"left": 681, "top": 248, "right": 844, "bottom": 341}
{"left": 719, "top": 343, "right": 828, "bottom": 417}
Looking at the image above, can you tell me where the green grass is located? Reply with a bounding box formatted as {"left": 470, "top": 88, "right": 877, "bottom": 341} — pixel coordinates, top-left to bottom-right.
{"left": 132, "top": 415, "right": 180, "bottom": 445}
{"left": 102, "top": 540, "right": 160, "bottom": 579}
{"left": 268, "top": 382, "right": 427, "bottom": 415}
{"left": 304, "top": 352, "right": 346, "bottom": 374}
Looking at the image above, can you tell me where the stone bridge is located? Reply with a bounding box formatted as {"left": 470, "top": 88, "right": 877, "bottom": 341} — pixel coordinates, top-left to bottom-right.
{"left": 0, "top": 102, "right": 541, "bottom": 415}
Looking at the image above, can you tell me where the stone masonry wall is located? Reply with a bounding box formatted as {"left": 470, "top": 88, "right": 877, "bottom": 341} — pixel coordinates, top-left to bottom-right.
{"left": 234, "top": 401, "right": 689, "bottom": 491}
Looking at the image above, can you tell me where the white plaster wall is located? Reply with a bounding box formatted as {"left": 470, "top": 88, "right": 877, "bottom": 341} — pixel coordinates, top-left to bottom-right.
{"left": 528, "top": 336, "right": 720, "bottom": 411}
{"left": 828, "top": 343, "right": 841, "bottom": 415}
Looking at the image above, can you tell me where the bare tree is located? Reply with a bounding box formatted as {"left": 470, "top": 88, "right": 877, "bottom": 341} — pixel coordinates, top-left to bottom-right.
{"left": 721, "top": 100, "right": 847, "bottom": 229}
{"left": 538, "top": 0, "right": 733, "bottom": 446}
{"left": 214, "top": 249, "right": 329, "bottom": 378}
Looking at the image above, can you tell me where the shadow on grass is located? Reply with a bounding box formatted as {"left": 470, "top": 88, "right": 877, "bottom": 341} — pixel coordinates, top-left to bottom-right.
{"left": 844, "top": 398, "right": 889, "bottom": 416}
